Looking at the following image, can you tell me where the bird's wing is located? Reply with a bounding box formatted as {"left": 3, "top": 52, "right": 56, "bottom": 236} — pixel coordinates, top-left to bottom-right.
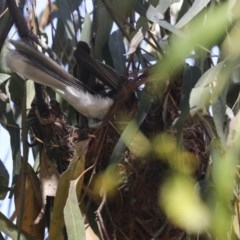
{"left": 7, "top": 40, "right": 113, "bottom": 119}
{"left": 74, "top": 41, "right": 125, "bottom": 92}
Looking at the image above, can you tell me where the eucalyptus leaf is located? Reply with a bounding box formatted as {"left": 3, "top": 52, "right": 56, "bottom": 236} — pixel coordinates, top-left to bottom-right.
{"left": 110, "top": 91, "right": 151, "bottom": 164}
{"left": 157, "top": 0, "right": 181, "bottom": 15}
{"left": 112, "top": 0, "right": 135, "bottom": 19}
{"left": 0, "top": 1, "right": 6, "bottom": 11}
{"left": 109, "top": 30, "right": 126, "bottom": 75}
{"left": 136, "top": 15, "right": 149, "bottom": 32}
{"left": 212, "top": 94, "right": 227, "bottom": 144}
{"left": 0, "top": 73, "right": 11, "bottom": 84}
{"left": 126, "top": 28, "right": 145, "bottom": 55}
{"left": 93, "top": 0, "right": 113, "bottom": 60}
{"left": 133, "top": 0, "right": 159, "bottom": 17}
{"left": 176, "top": 65, "right": 201, "bottom": 136}
{"left": 0, "top": 159, "right": 9, "bottom": 200}
{"left": 1, "top": 75, "right": 22, "bottom": 177}
{"left": 175, "top": 0, "right": 211, "bottom": 29}
{"left": 26, "top": 81, "right": 35, "bottom": 110}
{"left": 53, "top": 19, "right": 75, "bottom": 65}
{"left": 80, "top": 13, "right": 92, "bottom": 45}
{"left": 146, "top": 4, "right": 164, "bottom": 21}
{"left": 64, "top": 179, "right": 86, "bottom": 240}
{"left": 55, "top": 0, "right": 83, "bottom": 19}
{"left": 189, "top": 61, "right": 230, "bottom": 115}
{"left": 0, "top": 212, "right": 35, "bottom": 240}
{"left": 146, "top": 5, "right": 184, "bottom": 36}
{"left": 133, "top": 0, "right": 150, "bottom": 16}
{"left": 8, "top": 74, "right": 25, "bottom": 108}
{"left": 0, "top": 9, "right": 13, "bottom": 53}
{"left": 49, "top": 140, "right": 87, "bottom": 240}
{"left": 65, "top": 19, "right": 76, "bottom": 41}
{"left": 174, "top": 0, "right": 189, "bottom": 23}
{"left": 150, "top": 2, "right": 231, "bottom": 98}
{"left": 180, "top": 66, "right": 202, "bottom": 117}
{"left": 227, "top": 109, "right": 240, "bottom": 147}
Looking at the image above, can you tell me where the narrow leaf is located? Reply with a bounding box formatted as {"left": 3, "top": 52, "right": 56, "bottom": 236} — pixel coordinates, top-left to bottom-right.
{"left": 0, "top": 212, "right": 35, "bottom": 240}
{"left": 189, "top": 61, "right": 229, "bottom": 115}
{"left": 64, "top": 178, "right": 86, "bottom": 240}
{"left": 49, "top": 140, "right": 88, "bottom": 240}
{"left": 0, "top": 159, "right": 9, "bottom": 200}
{"left": 93, "top": 0, "right": 113, "bottom": 60}
{"left": 0, "top": 73, "right": 11, "bottom": 84}
{"left": 80, "top": 13, "right": 92, "bottom": 45}
{"left": 126, "top": 28, "right": 144, "bottom": 55}
{"left": 146, "top": 5, "right": 183, "bottom": 36}
{"left": 109, "top": 30, "right": 126, "bottom": 75}
{"left": 175, "top": 0, "right": 211, "bottom": 29}
{"left": 212, "top": 92, "right": 227, "bottom": 144}
{"left": 110, "top": 91, "right": 151, "bottom": 163}
{"left": 157, "top": 0, "right": 181, "bottom": 15}
{"left": 150, "top": 3, "right": 231, "bottom": 98}
{"left": 14, "top": 163, "right": 45, "bottom": 239}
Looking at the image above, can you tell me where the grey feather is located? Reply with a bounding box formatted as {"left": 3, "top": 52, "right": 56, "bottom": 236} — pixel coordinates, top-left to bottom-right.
{"left": 6, "top": 40, "right": 113, "bottom": 120}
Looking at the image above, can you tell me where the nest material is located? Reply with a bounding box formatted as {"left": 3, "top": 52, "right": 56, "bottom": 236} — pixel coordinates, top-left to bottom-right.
{"left": 27, "top": 98, "right": 82, "bottom": 173}
{"left": 27, "top": 70, "right": 213, "bottom": 239}
{"left": 81, "top": 76, "right": 213, "bottom": 239}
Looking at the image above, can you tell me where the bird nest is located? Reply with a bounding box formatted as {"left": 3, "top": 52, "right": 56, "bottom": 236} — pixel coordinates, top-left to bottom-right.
{"left": 80, "top": 74, "right": 214, "bottom": 239}
{"left": 27, "top": 69, "right": 214, "bottom": 240}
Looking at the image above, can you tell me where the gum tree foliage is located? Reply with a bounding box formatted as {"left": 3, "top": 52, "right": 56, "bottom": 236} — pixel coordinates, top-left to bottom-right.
{"left": 0, "top": 0, "right": 240, "bottom": 239}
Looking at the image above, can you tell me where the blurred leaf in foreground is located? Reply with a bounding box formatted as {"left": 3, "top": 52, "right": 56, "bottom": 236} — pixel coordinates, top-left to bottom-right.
{"left": 149, "top": 2, "right": 232, "bottom": 98}
{"left": 159, "top": 173, "right": 210, "bottom": 233}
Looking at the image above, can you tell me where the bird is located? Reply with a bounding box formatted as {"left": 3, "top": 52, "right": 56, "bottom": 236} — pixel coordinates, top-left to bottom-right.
{"left": 6, "top": 40, "right": 124, "bottom": 121}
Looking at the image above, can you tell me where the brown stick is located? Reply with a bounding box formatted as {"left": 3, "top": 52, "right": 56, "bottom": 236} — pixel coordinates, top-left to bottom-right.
{"left": 6, "top": 0, "right": 30, "bottom": 39}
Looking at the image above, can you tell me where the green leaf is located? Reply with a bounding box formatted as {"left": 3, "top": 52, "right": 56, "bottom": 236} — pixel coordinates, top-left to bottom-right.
{"left": 26, "top": 81, "right": 35, "bottom": 110}
{"left": 0, "top": 76, "right": 22, "bottom": 177}
{"left": 133, "top": 0, "right": 159, "bottom": 17}
{"left": 175, "top": 65, "right": 201, "bottom": 141}
{"left": 212, "top": 92, "right": 227, "bottom": 144}
{"left": 109, "top": 30, "right": 126, "bottom": 75}
{"left": 226, "top": 109, "right": 240, "bottom": 148}
{"left": 0, "top": 8, "right": 13, "bottom": 53}
{"left": 0, "top": 73, "right": 11, "bottom": 84}
{"left": 64, "top": 178, "right": 86, "bottom": 240}
{"left": 110, "top": 91, "right": 151, "bottom": 163}
{"left": 65, "top": 19, "right": 76, "bottom": 41}
{"left": 146, "top": 4, "right": 184, "bottom": 36}
{"left": 52, "top": 0, "right": 78, "bottom": 59}
{"left": 126, "top": 27, "right": 144, "bottom": 55}
{"left": 9, "top": 74, "right": 25, "bottom": 108}
{"left": 49, "top": 140, "right": 88, "bottom": 240}
{"left": 150, "top": 3, "right": 231, "bottom": 98}
{"left": 0, "top": 212, "right": 35, "bottom": 240}
{"left": 180, "top": 66, "right": 201, "bottom": 118}
{"left": 53, "top": 19, "right": 75, "bottom": 65}
{"left": 175, "top": 0, "right": 211, "bottom": 29}
{"left": 156, "top": 0, "right": 181, "bottom": 15}
{"left": 0, "top": 41, "right": 12, "bottom": 73}
{"left": 189, "top": 61, "right": 229, "bottom": 115}
{"left": 56, "top": 0, "right": 83, "bottom": 20}
{"left": 0, "top": 159, "right": 9, "bottom": 200}
{"left": 80, "top": 13, "right": 92, "bottom": 45}
{"left": 93, "top": 0, "right": 113, "bottom": 60}
{"left": 112, "top": 0, "right": 135, "bottom": 18}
